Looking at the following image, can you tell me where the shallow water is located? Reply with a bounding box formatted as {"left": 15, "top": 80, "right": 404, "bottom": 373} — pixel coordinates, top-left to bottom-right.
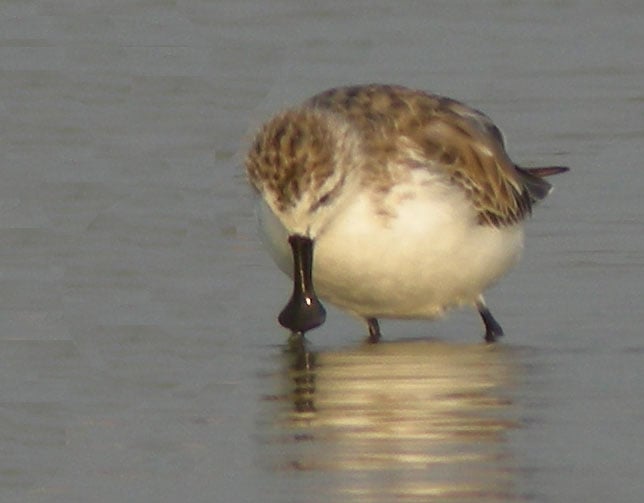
{"left": 258, "top": 340, "right": 523, "bottom": 502}
{"left": 1, "top": 1, "right": 643, "bottom": 502}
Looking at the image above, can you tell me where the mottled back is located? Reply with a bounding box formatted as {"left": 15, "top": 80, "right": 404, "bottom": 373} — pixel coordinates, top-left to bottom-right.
{"left": 305, "top": 84, "right": 536, "bottom": 226}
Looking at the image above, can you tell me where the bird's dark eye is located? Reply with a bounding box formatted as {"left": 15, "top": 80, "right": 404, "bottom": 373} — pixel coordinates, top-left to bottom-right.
{"left": 318, "top": 193, "right": 331, "bottom": 206}
{"left": 310, "top": 191, "right": 334, "bottom": 213}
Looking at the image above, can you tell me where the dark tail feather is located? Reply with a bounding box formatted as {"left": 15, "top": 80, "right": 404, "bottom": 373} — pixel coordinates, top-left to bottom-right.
{"left": 519, "top": 166, "right": 570, "bottom": 177}
{"left": 516, "top": 165, "right": 569, "bottom": 203}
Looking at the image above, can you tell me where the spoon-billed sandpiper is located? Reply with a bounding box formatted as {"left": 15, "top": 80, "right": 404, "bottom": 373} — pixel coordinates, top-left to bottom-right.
{"left": 246, "top": 84, "right": 568, "bottom": 343}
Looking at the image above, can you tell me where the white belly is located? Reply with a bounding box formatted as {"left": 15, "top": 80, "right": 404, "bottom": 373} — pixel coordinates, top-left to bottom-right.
{"left": 258, "top": 185, "right": 523, "bottom": 319}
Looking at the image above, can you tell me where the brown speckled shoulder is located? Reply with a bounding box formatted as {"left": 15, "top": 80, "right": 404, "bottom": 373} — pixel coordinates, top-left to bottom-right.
{"left": 306, "top": 84, "right": 532, "bottom": 226}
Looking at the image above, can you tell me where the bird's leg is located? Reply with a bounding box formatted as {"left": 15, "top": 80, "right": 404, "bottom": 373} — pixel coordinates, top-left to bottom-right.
{"left": 366, "top": 317, "right": 381, "bottom": 344}
{"left": 476, "top": 296, "right": 504, "bottom": 343}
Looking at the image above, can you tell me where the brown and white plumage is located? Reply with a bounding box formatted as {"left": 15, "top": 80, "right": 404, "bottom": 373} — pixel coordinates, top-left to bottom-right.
{"left": 246, "top": 84, "right": 568, "bottom": 342}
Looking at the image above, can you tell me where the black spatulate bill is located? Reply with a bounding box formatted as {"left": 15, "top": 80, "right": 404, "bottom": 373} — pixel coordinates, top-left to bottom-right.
{"left": 278, "top": 234, "right": 327, "bottom": 334}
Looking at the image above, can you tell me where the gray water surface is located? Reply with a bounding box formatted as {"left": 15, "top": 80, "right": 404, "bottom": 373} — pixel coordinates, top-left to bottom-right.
{"left": 1, "top": 1, "right": 643, "bottom": 502}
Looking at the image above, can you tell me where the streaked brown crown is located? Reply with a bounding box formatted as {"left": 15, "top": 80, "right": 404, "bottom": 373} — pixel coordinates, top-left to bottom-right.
{"left": 246, "top": 108, "right": 342, "bottom": 213}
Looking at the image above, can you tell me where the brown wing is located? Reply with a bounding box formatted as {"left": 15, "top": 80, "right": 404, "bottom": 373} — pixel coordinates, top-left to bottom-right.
{"left": 307, "top": 84, "right": 532, "bottom": 226}
{"left": 415, "top": 101, "right": 533, "bottom": 226}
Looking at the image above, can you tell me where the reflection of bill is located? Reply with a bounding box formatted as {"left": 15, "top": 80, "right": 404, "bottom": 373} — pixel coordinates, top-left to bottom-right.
{"left": 264, "top": 339, "right": 522, "bottom": 501}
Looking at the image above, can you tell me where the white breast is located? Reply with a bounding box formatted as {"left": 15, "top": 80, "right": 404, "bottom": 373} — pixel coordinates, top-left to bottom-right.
{"left": 257, "top": 175, "right": 524, "bottom": 320}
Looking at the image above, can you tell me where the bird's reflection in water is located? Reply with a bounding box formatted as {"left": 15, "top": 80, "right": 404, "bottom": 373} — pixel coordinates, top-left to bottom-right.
{"left": 261, "top": 336, "right": 524, "bottom": 502}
